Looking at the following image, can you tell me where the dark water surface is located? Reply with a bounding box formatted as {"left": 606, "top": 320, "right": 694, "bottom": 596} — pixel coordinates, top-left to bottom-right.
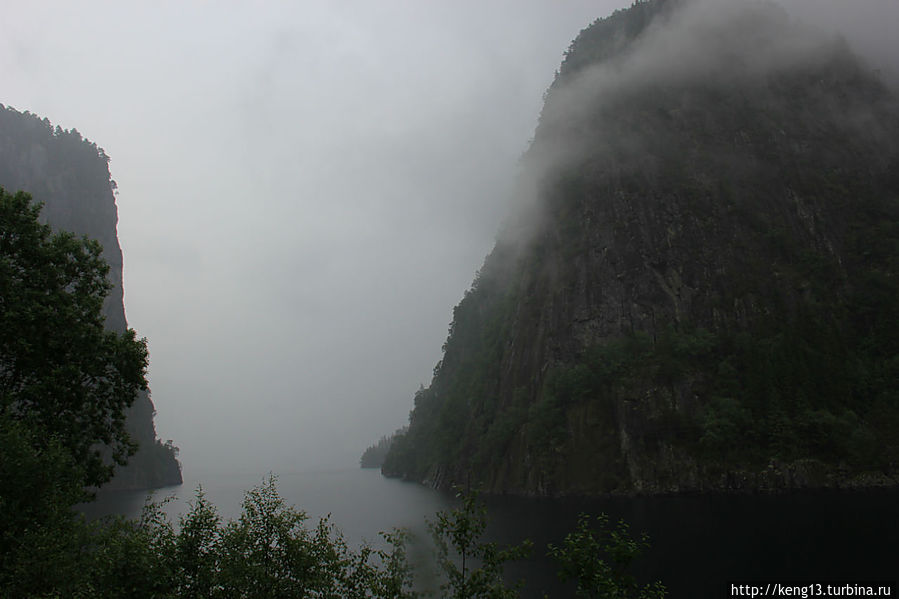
{"left": 84, "top": 468, "right": 898, "bottom": 598}
{"left": 483, "top": 489, "right": 898, "bottom": 597}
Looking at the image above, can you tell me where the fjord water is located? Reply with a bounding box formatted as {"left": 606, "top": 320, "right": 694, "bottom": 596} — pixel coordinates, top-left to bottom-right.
{"left": 86, "top": 468, "right": 898, "bottom": 598}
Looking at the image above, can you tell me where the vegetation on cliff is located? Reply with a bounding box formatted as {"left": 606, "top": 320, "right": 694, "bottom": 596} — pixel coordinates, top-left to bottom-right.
{"left": 383, "top": 0, "right": 899, "bottom": 494}
{"left": 361, "top": 429, "right": 405, "bottom": 469}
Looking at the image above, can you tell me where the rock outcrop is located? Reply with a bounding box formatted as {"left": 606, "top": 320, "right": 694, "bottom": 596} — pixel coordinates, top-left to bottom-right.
{"left": 383, "top": 0, "right": 899, "bottom": 495}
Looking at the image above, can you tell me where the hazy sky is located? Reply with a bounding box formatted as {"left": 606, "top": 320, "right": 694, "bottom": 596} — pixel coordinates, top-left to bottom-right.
{"left": 2, "top": 0, "right": 896, "bottom": 477}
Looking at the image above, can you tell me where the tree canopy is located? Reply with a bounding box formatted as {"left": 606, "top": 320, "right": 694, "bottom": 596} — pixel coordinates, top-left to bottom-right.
{"left": 0, "top": 187, "right": 149, "bottom": 489}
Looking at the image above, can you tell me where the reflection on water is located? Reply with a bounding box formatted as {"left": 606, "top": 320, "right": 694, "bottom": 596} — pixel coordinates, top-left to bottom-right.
{"left": 82, "top": 468, "right": 899, "bottom": 599}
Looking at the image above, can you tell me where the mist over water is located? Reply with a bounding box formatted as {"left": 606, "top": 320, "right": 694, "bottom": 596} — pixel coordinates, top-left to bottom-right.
{"left": 87, "top": 468, "right": 449, "bottom": 541}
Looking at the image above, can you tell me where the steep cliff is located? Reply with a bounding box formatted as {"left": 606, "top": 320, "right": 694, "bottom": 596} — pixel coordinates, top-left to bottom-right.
{"left": 0, "top": 104, "right": 181, "bottom": 490}
{"left": 383, "top": 0, "right": 899, "bottom": 495}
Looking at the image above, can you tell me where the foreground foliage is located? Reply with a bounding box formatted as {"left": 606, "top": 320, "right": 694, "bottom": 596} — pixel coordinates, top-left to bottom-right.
{"left": 0, "top": 477, "right": 664, "bottom": 598}
{"left": 0, "top": 188, "right": 149, "bottom": 489}
{"left": 429, "top": 488, "right": 532, "bottom": 598}
{"left": 1, "top": 188, "right": 151, "bottom": 580}
{"left": 1, "top": 476, "right": 419, "bottom": 599}
{"left": 549, "top": 514, "right": 666, "bottom": 599}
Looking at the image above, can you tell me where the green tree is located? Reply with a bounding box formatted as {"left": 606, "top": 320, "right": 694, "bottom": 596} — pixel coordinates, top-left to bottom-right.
{"left": 0, "top": 188, "right": 149, "bottom": 489}
{"left": 1, "top": 188, "right": 149, "bottom": 592}
{"left": 429, "top": 487, "right": 532, "bottom": 599}
{"left": 548, "top": 514, "right": 666, "bottom": 599}
{"left": 177, "top": 475, "right": 418, "bottom": 599}
{"left": 0, "top": 418, "right": 92, "bottom": 595}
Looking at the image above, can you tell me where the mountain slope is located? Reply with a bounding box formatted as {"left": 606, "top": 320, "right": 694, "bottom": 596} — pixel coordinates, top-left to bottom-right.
{"left": 383, "top": 0, "right": 899, "bottom": 495}
{"left": 0, "top": 104, "right": 181, "bottom": 490}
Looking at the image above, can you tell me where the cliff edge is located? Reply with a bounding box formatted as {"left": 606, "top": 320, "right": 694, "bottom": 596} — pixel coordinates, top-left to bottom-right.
{"left": 383, "top": 0, "right": 899, "bottom": 495}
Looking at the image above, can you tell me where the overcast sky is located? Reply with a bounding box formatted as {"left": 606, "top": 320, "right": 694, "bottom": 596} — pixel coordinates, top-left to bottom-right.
{"left": 2, "top": 0, "right": 897, "bottom": 477}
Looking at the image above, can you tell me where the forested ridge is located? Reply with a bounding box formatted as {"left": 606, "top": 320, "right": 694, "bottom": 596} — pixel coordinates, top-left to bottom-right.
{"left": 382, "top": 0, "right": 899, "bottom": 495}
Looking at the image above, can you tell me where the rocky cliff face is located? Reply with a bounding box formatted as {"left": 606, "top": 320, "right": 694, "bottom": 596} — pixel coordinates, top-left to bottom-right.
{"left": 383, "top": 0, "right": 899, "bottom": 495}
{"left": 0, "top": 105, "right": 182, "bottom": 490}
